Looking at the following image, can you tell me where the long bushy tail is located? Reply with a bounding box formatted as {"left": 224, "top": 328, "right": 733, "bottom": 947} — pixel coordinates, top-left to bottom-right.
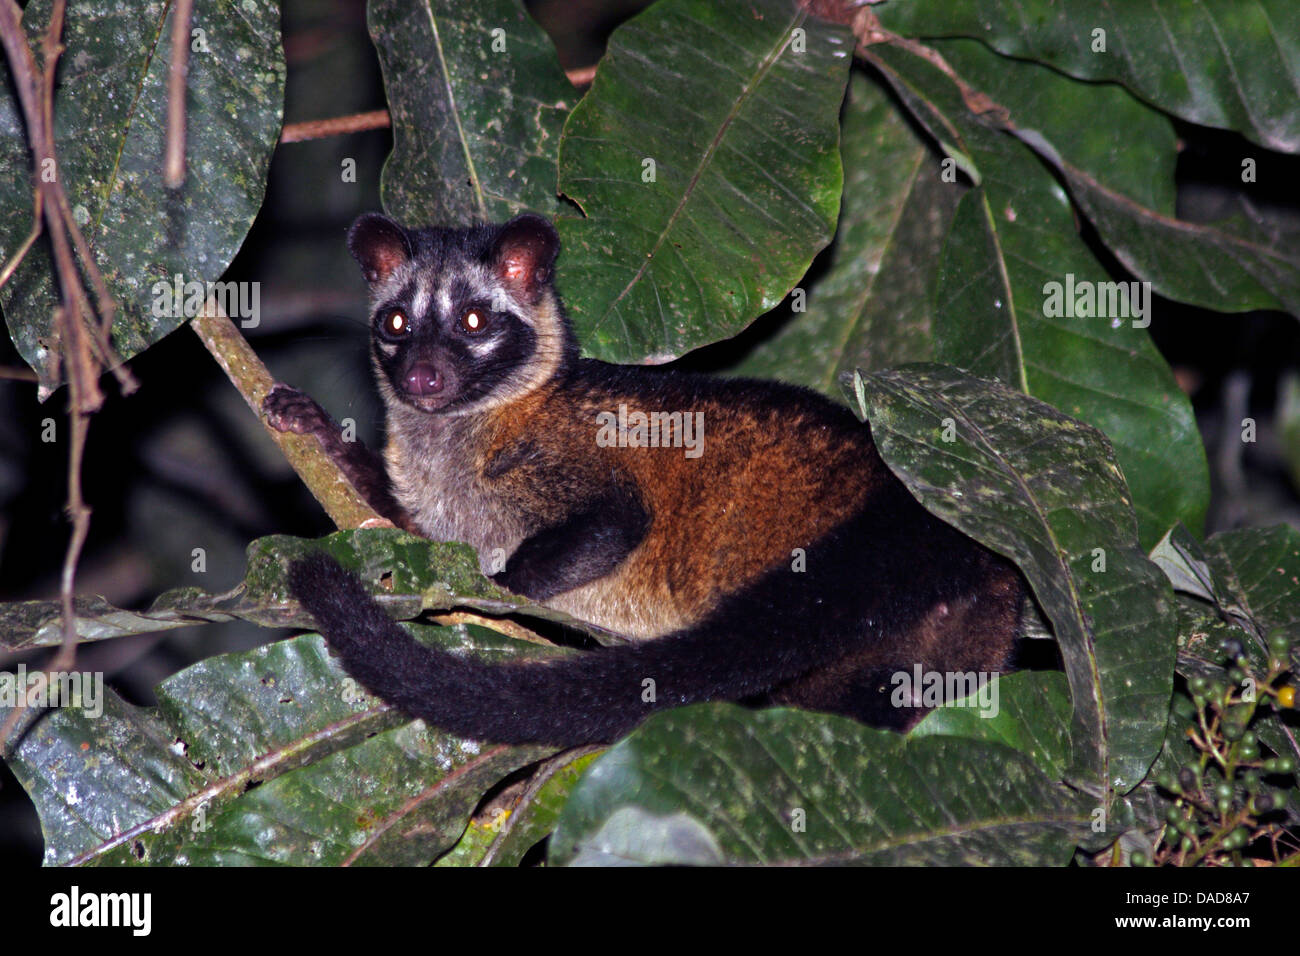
{"left": 288, "top": 552, "right": 869, "bottom": 747}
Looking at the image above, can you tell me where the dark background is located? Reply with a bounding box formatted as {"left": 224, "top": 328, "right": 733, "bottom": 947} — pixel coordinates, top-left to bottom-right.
{"left": 1, "top": 0, "right": 1297, "bottom": 865}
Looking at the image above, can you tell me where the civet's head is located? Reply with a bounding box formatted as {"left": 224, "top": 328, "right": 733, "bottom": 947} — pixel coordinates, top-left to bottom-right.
{"left": 348, "top": 213, "right": 574, "bottom": 415}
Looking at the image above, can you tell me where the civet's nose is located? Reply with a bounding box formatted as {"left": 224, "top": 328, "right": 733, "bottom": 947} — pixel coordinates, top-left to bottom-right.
{"left": 404, "top": 362, "right": 442, "bottom": 396}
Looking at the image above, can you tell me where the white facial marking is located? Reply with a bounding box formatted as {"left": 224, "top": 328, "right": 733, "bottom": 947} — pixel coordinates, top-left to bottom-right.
{"left": 411, "top": 272, "right": 431, "bottom": 320}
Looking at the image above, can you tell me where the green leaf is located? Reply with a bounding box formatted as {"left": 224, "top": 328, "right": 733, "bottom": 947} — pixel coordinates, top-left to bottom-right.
{"left": 1154, "top": 525, "right": 1300, "bottom": 821}
{"left": 891, "top": 37, "right": 1298, "bottom": 319}
{"left": 369, "top": 0, "right": 576, "bottom": 225}
{"left": 867, "top": 42, "right": 1209, "bottom": 548}
{"left": 854, "top": 365, "right": 1177, "bottom": 796}
{"left": 436, "top": 749, "right": 601, "bottom": 866}
{"left": 555, "top": 0, "right": 851, "bottom": 362}
{"left": 549, "top": 704, "right": 1090, "bottom": 866}
{"left": 1203, "top": 524, "right": 1300, "bottom": 654}
{"left": 0, "top": 0, "right": 285, "bottom": 390}
{"left": 909, "top": 671, "right": 1072, "bottom": 781}
{"left": 925, "top": 38, "right": 1177, "bottom": 216}
{"left": 1281, "top": 373, "right": 1300, "bottom": 492}
{"left": 728, "top": 70, "right": 953, "bottom": 396}
{"left": 1150, "top": 523, "right": 1220, "bottom": 605}
{"left": 0, "top": 528, "right": 623, "bottom": 652}
{"left": 432, "top": 814, "right": 506, "bottom": 868}
{"left": 876, "top": 0, "right": 1300, "bottom": 153}
{"left": 4, "top": 629, "right": 550, "bottom": 865}
{"left": 1027, "top": 144, "right": 1300, "bottom": 318}
{"left": 1171, "top": 593, "right": 1247, "bottom": 682}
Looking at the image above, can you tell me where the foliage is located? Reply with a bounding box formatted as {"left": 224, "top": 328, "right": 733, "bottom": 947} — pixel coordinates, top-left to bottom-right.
{"left": 1, "top": 0, "right": 1298, "bottom": 866}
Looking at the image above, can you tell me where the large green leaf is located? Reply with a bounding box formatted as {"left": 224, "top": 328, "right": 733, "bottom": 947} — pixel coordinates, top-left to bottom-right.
{"left": 855, "top": 365, "right": 1177, "bottom": 797}
{"left": 549, "top": 704, "right": 1090, "bottom": 866}
{"left": 555, "top": 0, "right": 851, "bottom": 362}
{"left": 729, "top": 70, "right": 953, "bottom": 395}
{"left": 4, "top": 628, "right": 549, "bottom": 865}
{"left": 916, "top": 39, "right": 1300, "bottom": 319}
{"left": 0, "top": 0, "right": 285, "bottom": 390}
{"left": 369, "top": 0, "right": 575, "bottom": 225}
{"left": 923, "top": 38, "right": 1176, "bottom": 216}
{"left": 876, "top": 0, "right": 1300, "bottom": 153}
{"left": 866, "top": 42, "right": 1209, "bottom": 548}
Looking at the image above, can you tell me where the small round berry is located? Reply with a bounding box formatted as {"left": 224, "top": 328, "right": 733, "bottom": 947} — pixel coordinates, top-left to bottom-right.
{"left": 1263, "top": 755, "right": 1295, "bottom": 775}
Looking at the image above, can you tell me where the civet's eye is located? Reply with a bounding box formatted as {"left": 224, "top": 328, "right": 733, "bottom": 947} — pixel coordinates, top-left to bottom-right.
{"left": 460, "top": 308, "right": 489, "bottom": 334}
{"left": 381, "top": 309, "right": 409, "bottom": 336}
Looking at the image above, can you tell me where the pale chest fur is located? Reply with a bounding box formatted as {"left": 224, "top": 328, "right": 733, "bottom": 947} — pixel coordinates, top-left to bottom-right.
{"left": 383, "top": 413, "right": 528, "bottom": 572}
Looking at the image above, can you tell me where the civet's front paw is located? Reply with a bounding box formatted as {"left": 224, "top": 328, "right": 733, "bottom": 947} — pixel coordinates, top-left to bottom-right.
{"left": 262, "top": 384, "right": 333, "bottom": 437}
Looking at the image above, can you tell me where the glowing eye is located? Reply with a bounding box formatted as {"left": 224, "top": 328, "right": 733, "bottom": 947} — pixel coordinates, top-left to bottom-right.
{"left": 382, "top": 309, "right": 408, "bottom": 336}
{"left": 461, "top": 308, "right": 489, "bottom": 334}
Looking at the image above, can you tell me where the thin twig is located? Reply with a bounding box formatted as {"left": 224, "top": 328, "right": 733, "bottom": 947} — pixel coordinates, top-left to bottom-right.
{"left": 163, "top": 0, "right": 193, "bottom": 188}
{"left": 276, "top": 62, "right": 596, "bottom": 146}
{"left": 0, "top": 188, "right": 42, "bottom": 292}
{"left": 47, "top": 183, "right": 134, "bottom": 393}
{"left": 37, "top": 0, "right": 134, "bottom": 392}
{"left": 0, "top": 0, "right": 106, "bottom": 748}
{"left": 280, "top": 108, "right": 390, "bottom": 144}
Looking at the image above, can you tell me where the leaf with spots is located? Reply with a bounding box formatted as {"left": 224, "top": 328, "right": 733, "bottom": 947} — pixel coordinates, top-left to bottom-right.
{"left": 0, "top": 528, "right": 623, "bottom": 652}
{"left": 854, "top": 365, "right": 1177, "bottom": 797}
{"left": 369, "top": 0, "right": 575, "bottom": 225}
{"left": 3, "top": 628, "right": 550, "bottom": 865}
{"left": 549, "top": 704, "right": 1091, "bottom": 865}
{"left": 864, "top": 41, "right": 1208, "bottom": 550}
{"left": 0, "top": 0, "right": 285, "bottom": 391}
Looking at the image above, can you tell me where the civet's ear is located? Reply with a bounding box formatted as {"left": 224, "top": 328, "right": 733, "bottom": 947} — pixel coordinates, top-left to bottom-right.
{"left": 491, "top": 214, "right": 560, "bottom": 302}
{"left": 347, "top": 213, "right": 413, "bottom": 285}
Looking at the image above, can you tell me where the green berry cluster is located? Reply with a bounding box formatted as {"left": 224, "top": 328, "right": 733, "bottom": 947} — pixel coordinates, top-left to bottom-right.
{"left": 1134, "top": 628, "right": 1298, "bottom": 866}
